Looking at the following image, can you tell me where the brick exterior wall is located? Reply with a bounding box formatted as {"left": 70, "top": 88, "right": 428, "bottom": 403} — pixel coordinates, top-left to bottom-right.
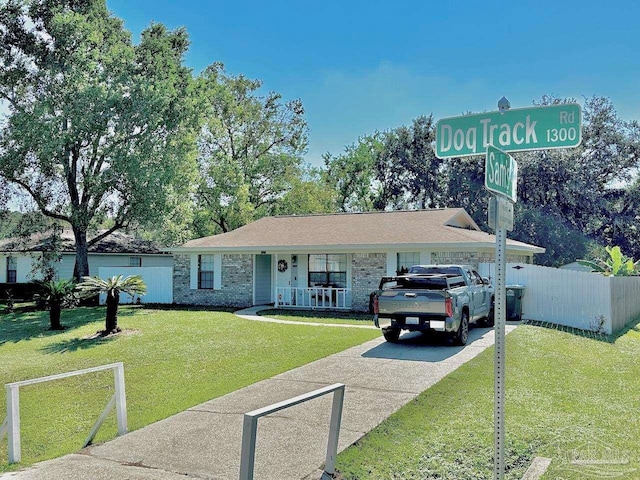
{"left": 351, "top": 253, "right": 386, "bottom": 312}
{"left": 430, "top": 251, "right": 530, "bottom": 269}
{"left": 172, "top": 250, "right": 532, "bottom": 311}
{"left": 173, "top": 254, "right": 253, "bottom": 307}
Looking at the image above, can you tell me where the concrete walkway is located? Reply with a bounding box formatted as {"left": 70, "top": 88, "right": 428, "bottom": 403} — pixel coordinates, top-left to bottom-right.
{"left": 2, "top": 311, "right": 515, "bottom": 480}
{"left": 235, "top": 306, "right": 379, "bottom": 329}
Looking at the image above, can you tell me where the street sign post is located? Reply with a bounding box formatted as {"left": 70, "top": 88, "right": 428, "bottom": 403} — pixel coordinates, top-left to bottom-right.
{"left": 493, "top": 223, "right": 507, "bottom": 480}
{"left": 485, "top": 145, "right": 517, "bottom": 203}
{"left": 435, "top": 103, "right": 581, "bottom": 158}
{"left": 438, "top": 96, "right": 581, "bottom": 480}
{"left": 487, "top": 159, "right": 515, "bottom": 480}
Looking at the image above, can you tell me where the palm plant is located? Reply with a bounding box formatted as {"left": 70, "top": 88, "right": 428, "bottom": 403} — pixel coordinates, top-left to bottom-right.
{"left": 34, "top": 279, "right": 77, "bottom": 330}
{"left": 76, "top": 275, "right": 146, "bottom": 334}
{"left": 577, "top": 246, "right": 640, "bottom": 276}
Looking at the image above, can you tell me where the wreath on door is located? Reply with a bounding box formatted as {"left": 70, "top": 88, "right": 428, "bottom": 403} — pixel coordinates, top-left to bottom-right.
{"left": 277, "top": 259, "right": 288, "bottom": 272}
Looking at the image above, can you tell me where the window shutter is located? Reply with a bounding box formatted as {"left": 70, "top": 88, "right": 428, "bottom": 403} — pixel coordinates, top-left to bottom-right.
{"left": 190, "top": 254, "right": 198, "bottom": 290}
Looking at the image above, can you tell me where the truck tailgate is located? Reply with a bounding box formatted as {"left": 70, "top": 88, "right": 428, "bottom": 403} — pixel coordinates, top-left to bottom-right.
{"left": 378, "top": 290, "right": 447, "bottom": 315}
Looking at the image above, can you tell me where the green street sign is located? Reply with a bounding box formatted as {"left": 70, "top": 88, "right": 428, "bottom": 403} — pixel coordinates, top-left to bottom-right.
{"left": 436, "top": 103, "right": 581, "bottom": 158}
{"left": 485, "top": 145, "right": 517, "bottom": 202}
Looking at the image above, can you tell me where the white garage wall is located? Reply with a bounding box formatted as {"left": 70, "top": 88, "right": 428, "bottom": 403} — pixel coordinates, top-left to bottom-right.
{"left": 97, "top": 266, "right": 173, "bottom": 304}
{"left": 56, "top": 254, "right": 173, "bottom": 280}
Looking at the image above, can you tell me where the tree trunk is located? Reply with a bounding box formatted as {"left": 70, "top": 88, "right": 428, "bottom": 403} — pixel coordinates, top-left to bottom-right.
{"left": 72, "top": 226, "right": 90, "bottom": 282}
{"left": 105, "top": 291, "right": 120, "bottom": 333}
{"left": 49, "top": 302, "right": 63, "bottom": 330}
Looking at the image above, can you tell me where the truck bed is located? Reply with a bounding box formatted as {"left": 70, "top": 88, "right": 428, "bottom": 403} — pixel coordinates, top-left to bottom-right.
{"left": 377, "top": 289, "right": 449, "bottom": 316}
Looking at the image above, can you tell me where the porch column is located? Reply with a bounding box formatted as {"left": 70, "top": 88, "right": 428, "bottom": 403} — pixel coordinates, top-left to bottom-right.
{"left": 274, "top": 253, "right": 278, "bottom": 307}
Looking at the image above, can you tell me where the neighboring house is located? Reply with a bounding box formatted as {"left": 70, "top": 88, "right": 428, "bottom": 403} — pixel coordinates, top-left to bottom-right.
{"left": 0, "top": 230, "right": 173, "bottom": 284}
{"left": 172, "top": 209, "right": 545, "bottom": 312}
{"left": 559, "top": 261, "right": 594, "bottom": 272}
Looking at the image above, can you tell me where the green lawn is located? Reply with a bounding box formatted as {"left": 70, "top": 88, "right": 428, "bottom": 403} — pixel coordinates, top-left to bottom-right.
{"left": 0, "top": 306, "right": 379, "bottom": 471}
{"left": 336, "top": 322, "right": 640, "bottom": 480}
{"left": 260, "top": 308, "right": 375, "bottom": 326}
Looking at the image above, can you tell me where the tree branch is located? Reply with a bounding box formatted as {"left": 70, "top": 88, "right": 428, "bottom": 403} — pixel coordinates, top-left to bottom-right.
{"left": 226, "top": 126, "right": 238, "bottom": 160}
{"left": 7, "top": 177, "right": 71, "bottom": 222}
{"left": 253, "top": 138, "right": 281, "bottom": 162}
{"left": 0, "top": 90, "right": 23, "bottom": 113}
{"left": 206, "top": 136, "right": 229, "bottom": 156}
{"left": 210, "top": 214, "right": 227, "bottom": 233}
{"left": 87, "top": 221, "right": 125, "bottom": 247}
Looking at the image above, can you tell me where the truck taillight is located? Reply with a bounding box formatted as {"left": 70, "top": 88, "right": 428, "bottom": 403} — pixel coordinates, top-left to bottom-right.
{"left": 373, "top": 294, "right": 379, "bottom": 314}
{"left": 445, "top": 297, "right": 453, "bottom": 318}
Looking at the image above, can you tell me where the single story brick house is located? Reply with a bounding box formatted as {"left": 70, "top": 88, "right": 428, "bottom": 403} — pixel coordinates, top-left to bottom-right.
{"left": 172, "top": 208, "right": 544, "bottom": 312}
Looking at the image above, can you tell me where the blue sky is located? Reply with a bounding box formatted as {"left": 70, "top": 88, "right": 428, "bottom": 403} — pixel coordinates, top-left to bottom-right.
{"left": 109, "top": 0, "right": 639, "bottom": 167}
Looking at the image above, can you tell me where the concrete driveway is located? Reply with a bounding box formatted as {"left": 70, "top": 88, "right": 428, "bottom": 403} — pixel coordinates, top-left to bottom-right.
{"left": 1, "top": 323, "right": 514, "bottom": 480}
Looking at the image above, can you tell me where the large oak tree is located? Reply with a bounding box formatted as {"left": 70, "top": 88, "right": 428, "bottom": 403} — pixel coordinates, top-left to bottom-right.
{"left": 323, "top": 116, "right": 443, "bottom": 212}
{"left": 195, "top": 63, "right": 308, "bottom": 235}
{"left": 0, "top": 0, "right": 198, "bottom": 279}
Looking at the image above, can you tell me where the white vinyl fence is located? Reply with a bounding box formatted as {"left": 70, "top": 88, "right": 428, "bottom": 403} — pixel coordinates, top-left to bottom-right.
{"left": 478, "top": 263, "right": 640, "bottom": 335}
{"left": 97, "top": 267, "right": 173, "bottom": 304}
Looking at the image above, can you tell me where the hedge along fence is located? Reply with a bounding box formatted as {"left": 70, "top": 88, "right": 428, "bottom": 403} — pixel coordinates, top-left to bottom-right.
{"left": 478, "top": 263, "right": 640, "bottom": 335}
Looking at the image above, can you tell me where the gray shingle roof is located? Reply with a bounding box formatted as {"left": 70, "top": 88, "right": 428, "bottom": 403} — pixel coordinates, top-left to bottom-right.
{"left": 0, "top": 230, "right": 168, "bottom": 255}
{"left": 176, "top": 209, "right": 544, "bottom": 253}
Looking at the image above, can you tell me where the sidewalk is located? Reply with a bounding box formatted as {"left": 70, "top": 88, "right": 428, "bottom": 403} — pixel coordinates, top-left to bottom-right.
{"left": 2, "top": 312, "right": 514, "bottom": 480}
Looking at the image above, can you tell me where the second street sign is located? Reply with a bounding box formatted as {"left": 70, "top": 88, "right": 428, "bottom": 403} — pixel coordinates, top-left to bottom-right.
{"left": 485, "top": 145, "right": 517, "bottom": 202}
{"left": 436, "top": 103, "right": 581, "bottom": 158}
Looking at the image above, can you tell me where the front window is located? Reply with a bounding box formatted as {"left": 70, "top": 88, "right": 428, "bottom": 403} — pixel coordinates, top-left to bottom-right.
{"left": 308, "top": 254, "right": 347, "bottom": 288}
{"left": 198, "top": 254, "right": 215, "bottom": 289}
{"left": 397, "top": 252, "right": 420, "bottom": 275}
{"left": 129, "top": 256, "right": 142, "bottom": 267}
{"left": 6, "top": 256, "right": 17, "bottom": 283}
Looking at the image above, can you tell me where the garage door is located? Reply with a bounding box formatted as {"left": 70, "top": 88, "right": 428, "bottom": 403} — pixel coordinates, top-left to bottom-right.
{"left": 97, "top": 267, "right": 173, "bottom": 304}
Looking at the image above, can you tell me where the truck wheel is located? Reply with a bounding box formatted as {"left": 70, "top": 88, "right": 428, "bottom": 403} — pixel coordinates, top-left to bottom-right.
{"left": 480, "top": 299, "right": 495, "bottom": 327}
{"left": 452, "top": 311, "right": 469, "bottom": 346}
{"left": 486, "top": 298, "right": 495, "bottom": 327}
{"left": 382, "top": 327, "right": 401, "bottom": 342}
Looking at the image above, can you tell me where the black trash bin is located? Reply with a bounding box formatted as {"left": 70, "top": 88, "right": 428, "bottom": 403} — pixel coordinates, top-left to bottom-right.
{"left": 506, "top": 285, "right": 525, "bottom": 320}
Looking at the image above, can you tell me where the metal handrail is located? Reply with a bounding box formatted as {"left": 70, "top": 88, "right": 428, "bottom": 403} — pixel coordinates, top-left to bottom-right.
{"left": 239, "top": 383, "right": 345, "bottom": 480}
{"left": 1, "top": 362, "right": 127, "bottom": 463}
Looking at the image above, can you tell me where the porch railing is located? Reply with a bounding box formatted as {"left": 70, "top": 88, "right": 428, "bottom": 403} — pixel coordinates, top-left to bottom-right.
{"left": 276, "top": 287, "right": 350, "bottom": 310}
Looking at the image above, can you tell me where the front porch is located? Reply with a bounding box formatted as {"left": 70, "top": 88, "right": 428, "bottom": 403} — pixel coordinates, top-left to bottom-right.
{"left": 254, "top": 253, "right": 355, "bottom": 311}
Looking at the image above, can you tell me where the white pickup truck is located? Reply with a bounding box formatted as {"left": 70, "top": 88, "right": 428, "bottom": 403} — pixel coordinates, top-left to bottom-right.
{"left": 373, "top": 265, "right": 494, "bottom": 345}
